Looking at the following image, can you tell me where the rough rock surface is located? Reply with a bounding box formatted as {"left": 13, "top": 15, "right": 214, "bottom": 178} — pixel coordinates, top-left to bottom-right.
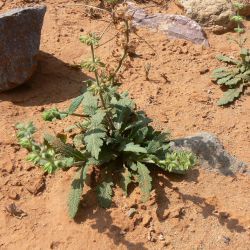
{"left": 176, "top": 0, "right": 234, "bottom": 33}
{"left": 127, "top": 2, "right": 209, "bottom": 47}
{"left": 170, "top": 132, "right": 248, "bottom": 175}
{"left": 0, "top": 6, "right": 46, "bottom": 92}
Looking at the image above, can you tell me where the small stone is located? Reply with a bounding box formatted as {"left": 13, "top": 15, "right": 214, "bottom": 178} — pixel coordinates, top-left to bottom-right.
{"left": 221, "top": 235, "right": 231, "bottom": 245}
{"left": 5, "top": 203, "right": 27, "bottom": 219}
{"left": 2, "top": 160, "right": 14, "bottom": 174}
{"left": 147, "top": 231, "right": 156, "bottom": 242}
{"left": 142, "top": 214, "right": 152, "bottom": 227}
{"left": 200, "top": 68, "right": 209, "bottom": 74}
{"left": 37, "top": 106, "right": 45, "bottom": 112}
{"left": 120, "top": 230, "right": 126, "bottom": 236}
{"left": 126, "top": 208, "right": 137, "bottom": 218}
{"left": 25, "top": 175, "right": 45, "bottom": 195}
{"left": 158, "top": 233, "right": 165, "bottom": 241}
{"left": 8, "top": 190, "right": 19, "bottom": 200}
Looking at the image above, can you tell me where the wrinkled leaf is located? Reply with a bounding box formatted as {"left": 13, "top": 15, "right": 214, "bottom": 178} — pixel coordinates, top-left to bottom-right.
{"left": 97, "top": 181, "right": 113, "bottom": 208}
{"left": 218, "top": 85, "right": 244, "bottom": 105}
{"left": 68, "top": 94, "right": 84, "bottom": 114}
{"left": 137, "top": 162, "right": 152, "bottom": 202}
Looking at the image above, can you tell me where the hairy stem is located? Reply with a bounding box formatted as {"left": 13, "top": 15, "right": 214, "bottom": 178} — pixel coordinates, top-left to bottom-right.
{"left": 90, "top": 44, "right": 115, "bottom": 130}
{"left": 110, "top": 20, "right": 130, "bottom": 84}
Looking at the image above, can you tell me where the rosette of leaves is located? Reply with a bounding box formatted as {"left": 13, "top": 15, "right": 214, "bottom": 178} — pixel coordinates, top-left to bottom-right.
{"left": 17, "top": 30, "right": 196, "bottom": 219}
{"left": 211, "top": 48, "right": 250, "bottom": 105}
{"left": 211, "top": 2, "right": 249, "bottom": 105}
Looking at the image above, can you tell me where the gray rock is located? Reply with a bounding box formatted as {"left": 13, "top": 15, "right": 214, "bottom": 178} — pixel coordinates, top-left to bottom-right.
{"left": 176, "top": 0, "right": 234, "bottom": 33}
{"left": 0, "top": 6, "right": 46, "bottom": 92}
{"left": 170, "top": 132, "right": 248, "bottom": 175}
{"left": 127, "top": 2, "right": 209, "bottom": 47}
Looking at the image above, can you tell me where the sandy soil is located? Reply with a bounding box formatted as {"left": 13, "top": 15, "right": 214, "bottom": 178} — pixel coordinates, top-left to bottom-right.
{"left": 0, "top": 0, "right": 249, "bottom": 249}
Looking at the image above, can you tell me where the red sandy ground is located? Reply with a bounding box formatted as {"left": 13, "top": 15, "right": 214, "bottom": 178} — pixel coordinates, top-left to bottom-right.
{"left": 0, "top": 1, "right": 249, "bottom": 249}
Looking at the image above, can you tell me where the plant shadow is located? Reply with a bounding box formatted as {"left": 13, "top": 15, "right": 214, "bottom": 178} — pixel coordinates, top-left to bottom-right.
{"left": 0, "top": 51, "right": 90, "bottom": 106}
{"left": 74, "top": 189, "right": 147, "bottom": 250}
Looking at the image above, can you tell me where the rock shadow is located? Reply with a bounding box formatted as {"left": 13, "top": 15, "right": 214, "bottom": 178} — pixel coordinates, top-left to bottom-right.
{"left": 171, "top": 133, "right": 248, "bottom": 176}
{"left": 0, "top": 51, "right": 90, "bottom": 106}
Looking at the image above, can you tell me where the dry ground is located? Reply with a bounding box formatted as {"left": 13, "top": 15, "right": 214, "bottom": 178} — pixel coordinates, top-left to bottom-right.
{"left": 0, "top": 1, "right": 249, "bottom": 249}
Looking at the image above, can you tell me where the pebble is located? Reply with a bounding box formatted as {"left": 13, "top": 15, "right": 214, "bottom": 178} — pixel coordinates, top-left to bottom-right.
{"left": 25, "top": 175, "right": 45, "bottom": 195}
{"left": 2, "top": 160, "right": 14, "bottom": 174}
{"left": 200, "top": 68, "right": 209, "bottom": 74}
{"left": 142, "top": 214, "right": 152, "bottom": 227}
{"left": 126, "top": 208, "right": 137, "bottom": 218}
{"left": 8, "top": 190, "right": 19, "bottom": 200}
{"left": 158, "top": 233, "right": 165, "bottom": 241}
{"left": 221, "top": 235, "right": 231, "bottom": 245}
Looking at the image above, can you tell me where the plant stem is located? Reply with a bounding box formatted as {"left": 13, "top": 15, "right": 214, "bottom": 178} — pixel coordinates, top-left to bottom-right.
{"left": 110, "top": 20, "right": 130, "bottom": 84}
{"left": 90, "top": 44, "right": 115, "bottom": 130}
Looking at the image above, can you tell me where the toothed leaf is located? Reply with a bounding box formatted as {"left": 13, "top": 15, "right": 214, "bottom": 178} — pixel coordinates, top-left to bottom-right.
{"left": 84, "top": 129, "right": 106, "bottom": 159}
{"left": 137, "top": 162, "right": 152, "bottom": 202}
{"left": 123, "top": 142, "right": 147, "bottom": 154}
{"left": 68, "top": 165, "right": 89, "bottom": 218}
{"left": 218, "top": 85, "right": 244, "bottom": 105}
{"left": 44, "top": 134, "right": 85, "bottom": 161}
{"left": 68, "top": 94, "right": 85, "bottom": 114}
{"left": 82, "top": 91, "right": 98, "bottom": 116}
{"left": 120, "top": 167, "right": 132, "bottom": 196}
{"left": 97, "top": 181, "right": 113, "bottom": 208}
{"left": 216, "top": 55, "right": 239, "bottom": 65}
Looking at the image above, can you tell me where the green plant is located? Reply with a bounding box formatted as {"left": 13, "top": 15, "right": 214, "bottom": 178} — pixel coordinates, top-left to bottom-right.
{"left": 211, "top": 2, "right": 250, "bottom": 105}
{"left": 16, "top": 5, "right": 196, "bottom": 219}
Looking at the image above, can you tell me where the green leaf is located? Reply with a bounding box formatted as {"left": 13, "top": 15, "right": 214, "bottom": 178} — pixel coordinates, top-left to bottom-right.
{"left": 225, "top": 77, "right": 241, "bottom": 86}
{"left": 114, "top": 105, "right": 132, "bottom": 130}
{"left": 84, "top": 129, "right": 106, "bottom": 159}
{"left": 68, "top": 165, "right": 89, "bottom": 218}
{"left": 89, "top": 110, "right": 106, "bottom": 129}
{"left": 158, "top": 151, "right": 196, "bottom": 174}
{"left": 82, "top": 91, "right": 98, "bottom": 116}
{"left": 218, "top": 85, "right": 244, "bottom": 106}
{"left": 211, "top": 70, "right": 231, "bottom": 80}
{"left": 132, "top": 127, "right": 148, "bottom": 144}
{"left": 137, "top": 162, "right": 152, "bottom": 202}
{"left": 42, "top": 108, "right": 66, "bottom": 121}
{"left": 217, "top": 75, "right": 233, "bottom": 85}
{"left": 146, "top": 140, "right": 161, "bottom": 154}
{"left": 96, "top": 181, "right": 113, "bottom": 208}
{"left": 80, "top": 33, "right": 100, "bottom": 46}
{"left": 123, "top": 142, "right": 147, "bottom": 154}
{"left": 120, "top": 166, "right": 132, "bottom": 196}
{"left": 44, "top": 134, "right": 85, "bottom": 161}
{"left": 68, "top": 94, "right": 84, "bottom": 114}
{"left": 216, "top": 55, "right": 239, "bottom": 65}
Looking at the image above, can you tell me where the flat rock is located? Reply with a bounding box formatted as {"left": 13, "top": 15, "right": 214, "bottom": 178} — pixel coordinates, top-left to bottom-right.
{"left": 127, "top": 2, "right": 209, "bottom": 47}
{"left": 176, "top": 0, "right": 234, "bottom": 33}
{"left": 0, "top": 6, "right": 46, "bottom": 92}
{"left": 170, "top": 132, "right": 248, "bottom": 175}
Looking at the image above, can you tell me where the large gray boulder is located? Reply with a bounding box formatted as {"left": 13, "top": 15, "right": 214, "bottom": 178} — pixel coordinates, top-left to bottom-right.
{"left": 176, "top": 0, "right": 234, "bottom": 33}
{"left": 170, "top": 132, "right": 248, "bottom": 175}
{"left": 0, "top": 6, "right": 46, "bottom": 92}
